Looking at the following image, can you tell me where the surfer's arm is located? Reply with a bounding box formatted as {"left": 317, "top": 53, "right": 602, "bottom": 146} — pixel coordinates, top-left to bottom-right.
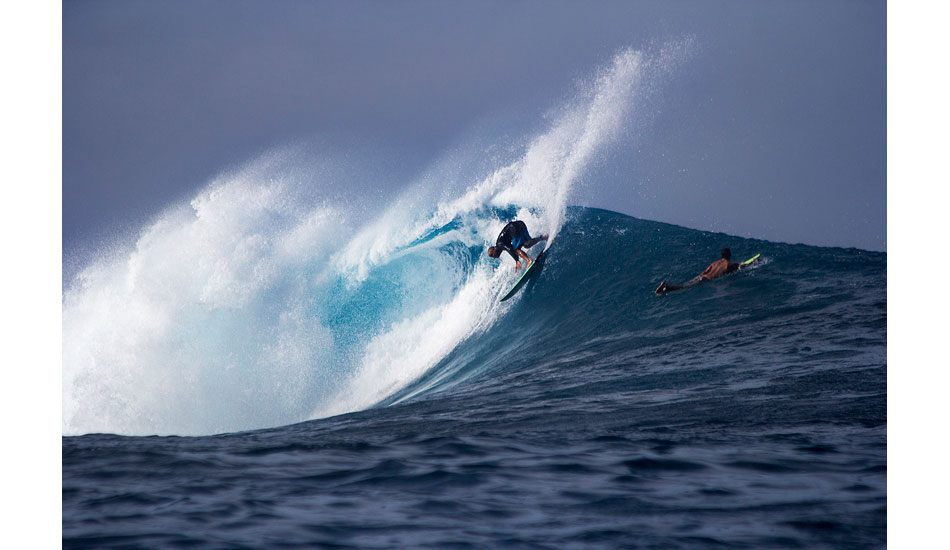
{"left": 514, "top": 249, "right": 531, "bottom": 271}
{"left": 508, "top": 252, "right": 521, "bottom": 271}
{"left": 502, "top": 244, "right": 519, "bottom": 262}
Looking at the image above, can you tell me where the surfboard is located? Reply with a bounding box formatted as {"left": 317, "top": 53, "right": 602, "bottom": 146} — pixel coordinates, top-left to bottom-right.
{"left": 500, "top": 248, "right": 546, "bottom": 302}
{"left": 741, "top": 253, "right": 761, "bottom": 266}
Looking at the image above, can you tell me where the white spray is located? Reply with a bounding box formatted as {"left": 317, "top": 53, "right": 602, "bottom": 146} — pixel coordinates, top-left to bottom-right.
{"left": 63, "top": 46, "right": 684, "bottom": 436}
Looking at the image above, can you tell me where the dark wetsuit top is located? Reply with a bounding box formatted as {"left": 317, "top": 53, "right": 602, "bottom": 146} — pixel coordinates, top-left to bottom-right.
{"left": 495, "top": 220, "right": 530, "bottom": 262}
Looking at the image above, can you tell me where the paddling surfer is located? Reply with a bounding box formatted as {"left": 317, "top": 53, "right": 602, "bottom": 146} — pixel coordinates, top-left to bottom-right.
{"left": 655, "top": 248, "right": 753, "bottom": 295}
{"left": 487, "top": 220, "right": 548, "bottom": 272}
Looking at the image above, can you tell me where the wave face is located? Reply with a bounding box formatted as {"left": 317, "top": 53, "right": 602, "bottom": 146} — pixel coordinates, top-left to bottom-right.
{"left": 62, "top": 41, "right": 885, "bottom": 550}
{"left": 62, "top": 207, "right": 886, "bottom": 548}
{"left": 63, "top": 46, "right": 689, "bottom": 436}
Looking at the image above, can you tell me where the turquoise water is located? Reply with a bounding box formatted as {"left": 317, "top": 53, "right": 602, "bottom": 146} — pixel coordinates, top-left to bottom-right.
{"left": 64, "top": 207, "right": 885, "bottom": 549}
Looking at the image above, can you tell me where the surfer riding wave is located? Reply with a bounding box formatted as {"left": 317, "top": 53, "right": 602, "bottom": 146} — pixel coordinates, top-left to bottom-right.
{"left": 487, "top": 220, "right": 548, "bottom": 272}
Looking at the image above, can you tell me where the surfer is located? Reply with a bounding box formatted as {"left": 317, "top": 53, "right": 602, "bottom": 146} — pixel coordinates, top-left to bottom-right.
{"left": 487, "top": 220, "right": 548, "bottom": 271}
{"left": 655, "top": 248, "right": 753, "bottom": 295}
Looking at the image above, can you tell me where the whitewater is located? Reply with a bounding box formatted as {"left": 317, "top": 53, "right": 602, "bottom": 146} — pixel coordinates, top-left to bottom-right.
{"left": 63, "top": 44, "right": 885, "bottom": 549}
{"left": 63, "top": 46, "right": 674, "bottom": 437}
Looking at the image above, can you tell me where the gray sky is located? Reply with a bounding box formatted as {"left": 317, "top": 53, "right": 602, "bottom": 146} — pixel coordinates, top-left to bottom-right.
{"left": 63, "top": 0, "right": 885, "bottom": 251}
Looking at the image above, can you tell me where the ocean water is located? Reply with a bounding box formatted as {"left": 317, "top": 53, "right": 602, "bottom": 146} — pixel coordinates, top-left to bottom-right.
{"left": 62, "top": 47, "right": 885, "bottom": 549}
{"left": 62, "top": 207, "right": 885, "bottom": 549}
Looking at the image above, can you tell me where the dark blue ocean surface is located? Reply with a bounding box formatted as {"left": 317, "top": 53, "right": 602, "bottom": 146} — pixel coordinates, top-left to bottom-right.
{"left": 63, "top": 208, "right": 885, "bottom": 549}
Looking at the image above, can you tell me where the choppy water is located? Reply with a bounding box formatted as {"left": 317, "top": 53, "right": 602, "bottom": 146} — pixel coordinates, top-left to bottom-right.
{"left": 63, "top": 208, "right": 885, "bottom": 549}
{"left": 62, "top": 44, "right": 884, "bottom": 548}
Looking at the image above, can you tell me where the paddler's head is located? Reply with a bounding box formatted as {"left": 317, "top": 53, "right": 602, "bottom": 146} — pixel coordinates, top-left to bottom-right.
{"left": 487, "top": 246, "right": 501, "bottom": 259}
{"left": 721, "top": 248, "right": 732, "bottom": 260}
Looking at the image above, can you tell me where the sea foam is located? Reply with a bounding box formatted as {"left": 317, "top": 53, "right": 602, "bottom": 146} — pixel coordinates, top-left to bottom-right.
{"left": 63, "top": 46, "right": 684, "bottom": 436}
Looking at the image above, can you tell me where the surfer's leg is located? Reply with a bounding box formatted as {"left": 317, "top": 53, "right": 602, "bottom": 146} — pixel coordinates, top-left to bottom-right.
{"left": 682, "top": 276, "right": 704, "bottom": 288}
{"left": 524, "top": 232, "right": 549, "bottom": 248}
{"left": 655, "top": 281, "right": 683, "bottom": 294}
{"left": 656, "top": 275, "right": 703, "bottom": 295}
{"left": 524, "top": 237, "right": 543, "bottom": 248}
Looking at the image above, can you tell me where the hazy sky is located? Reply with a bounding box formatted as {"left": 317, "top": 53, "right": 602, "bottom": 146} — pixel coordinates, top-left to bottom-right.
{"left": 63, "top": 0, "right": 885, "bottom": 251}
